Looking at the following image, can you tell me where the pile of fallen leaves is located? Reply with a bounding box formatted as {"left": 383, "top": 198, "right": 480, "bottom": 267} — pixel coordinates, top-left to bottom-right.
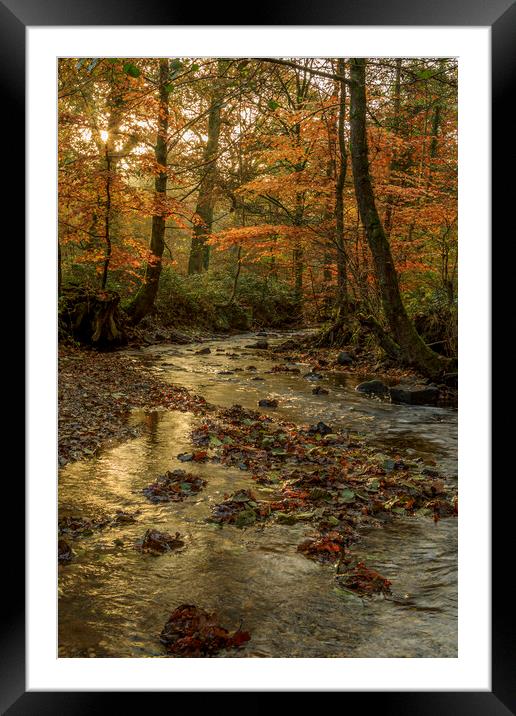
{"left": 269, "top": 364, "right": 301, "bottom": 374}
{"left": 58, "top": 509, "right": 140, "bottom": 537}
{"left": 297, "top": 531, "right": 349, "bottom": 563}
{"left": 160, "top": 604, "right": 251, "bottom": 656}
{"left": 142, "top": 469, "right": 206, "bottom": 503}
{"left": 59, "top": 344, "right": 210, "bottom": 465}
{"left": 209, "top": 489, "right": 270, "bottom": 528}
{"left": 336, "top": 556, "right": 392, "bottom": 597}
{"left": 137, "top": 529, "right": 185, "bottom": 554}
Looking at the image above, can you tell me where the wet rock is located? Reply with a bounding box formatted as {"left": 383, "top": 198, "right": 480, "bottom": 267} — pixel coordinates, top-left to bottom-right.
{"left": 258, "top": 398, "right": 278, "bottom": 408}
{"left": 336, "top": 351, "right": 353, "bottom": 366}
{"left": 308, "top": 421, "right": 333, "bottom": 436}
{"left": 139, "top": 529, "right": 185, "bottom": 554}
{"left": 246, "top": 365, "right": 257, "bottom": 371}
{"left": 218, "top": 370, "right": 234, "bottom": 375}
{"left": 195, "top": 347, "right": 211, "bottom": 355}
{"left": 58, "top": 539, "right": 73, "bottom": 564}
{"left": 177, "top": 452, "right": 194, "bottom": 462}
{"left": 111, "top": 510, "right": 139, "bottom": 525}
{"left": 252, "top": 376, "right": 265, "bottom": 381}
{"left": 256, "top": 331, "right": 268, "bottom": 337}
{"left": 312, "top": 386, "right": 329, "bottom": 395}
{"left": 272, "top": 338, "right": 300, "bottom": 353}
{"left": 303, "top": 371, "right": 323, "bottom": 381}
{"left": 245, "top": 339, "right": 269, "bottom": 349}
{"left": 389, "top": 384, "right": 439, "bottom": 406}
{"left": 355, "top": 379, "right": 389, "bottom": 396}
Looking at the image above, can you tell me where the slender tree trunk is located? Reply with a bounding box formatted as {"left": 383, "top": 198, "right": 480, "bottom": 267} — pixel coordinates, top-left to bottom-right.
{"left": 349, "top": 58, "right": 450, "bottom": 378}
{"left": 127, "top": 59, "right": 170, "bottom": 323}
{"left": 188, "top": 61, "right": 225, "bottom": 274}
{"left": 292, "top": 195, "right": 304, "bottom": 311}
{"left": 335, "top": 58, "right": 348, "bottom": 309}
{"left": 100, "top": 141, "right": 112, "bottom": 289}
{"left": 384, "top": 58, "right": 402, "bottom": 237}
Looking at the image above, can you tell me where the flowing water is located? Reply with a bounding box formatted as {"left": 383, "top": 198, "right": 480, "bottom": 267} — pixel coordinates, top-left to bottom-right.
{"left": 58, "top": 331, "right": 458, "bottom": 658}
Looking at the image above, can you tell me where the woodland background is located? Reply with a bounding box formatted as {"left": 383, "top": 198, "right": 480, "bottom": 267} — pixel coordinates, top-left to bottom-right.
{"left": 58, "top": 57, "right": 457, "bottom": 376}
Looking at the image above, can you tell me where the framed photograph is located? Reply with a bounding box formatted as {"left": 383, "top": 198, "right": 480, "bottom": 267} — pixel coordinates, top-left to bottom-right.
{"left": 8, "top": 0, "right": 506, "bottom": 710}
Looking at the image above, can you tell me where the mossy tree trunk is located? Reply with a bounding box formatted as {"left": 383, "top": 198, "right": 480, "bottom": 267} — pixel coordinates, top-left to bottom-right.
{"left": 348, "top": 58, "right": 452, "bottom": 379}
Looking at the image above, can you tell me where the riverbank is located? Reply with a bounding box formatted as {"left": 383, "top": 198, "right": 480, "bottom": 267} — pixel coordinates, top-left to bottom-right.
{"left": 58, "top": 345, "right": 211, "bottom": 466}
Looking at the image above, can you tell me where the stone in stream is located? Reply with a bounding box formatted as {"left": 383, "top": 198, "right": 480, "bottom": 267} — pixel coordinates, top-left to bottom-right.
{"left": 245, "top": 339, "right": 269, "bottom": 349}
{"left": 355, "top": 379, "right": 389, "bottom": 396}
{"left": 389, "top": 384, "right": 440, "bottom": 406}
{"left": 258, "top": 398, "right": 278, "bottom": 408}
{"left": 303, "top": 371, "right": 324, "bottom": 381}
{"left": 256, "top": 331, "right": 268, "bottom": 337}
{"left": 58, "top": 539, "right": 73, "bottom": 565}
{"left": 308, "top": 421, "right": 333, "bottom": 436}
{"left": 312, "top": 386, "right": 329, "bottom": 395}
{"left": 195, "top": 347, "right": 211, "bottom": 355}
{"left": 336, "top": 351, "right": 353, "bottom": 366}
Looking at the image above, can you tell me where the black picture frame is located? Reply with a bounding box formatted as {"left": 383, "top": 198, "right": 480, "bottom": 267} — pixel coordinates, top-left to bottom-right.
{"left": 6, "top": 0, "right": 507, "bottom": 711}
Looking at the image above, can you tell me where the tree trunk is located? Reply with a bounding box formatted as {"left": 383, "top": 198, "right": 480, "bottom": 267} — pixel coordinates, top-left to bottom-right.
{"left": 188, "top": 61, "right": 225, "bottom": 274}
{"left": 101, "top": 142, "right": 112, "bottom": 289}
{"left": 349, "top": 58, "right": 451, "bottom": 378}
{"left": 127, "top": 59, "right": 170, "bottom": 324}
{"left": 335, "top": 57, "right": 348, "bottom": 310}
{"left": 384, "top": 58, "right": 402, "bottom": 237}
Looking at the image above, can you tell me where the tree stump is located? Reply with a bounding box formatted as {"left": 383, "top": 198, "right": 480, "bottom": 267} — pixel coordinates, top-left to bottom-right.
{"left": 59, "top": 287, "right": 126, "bottom": 349}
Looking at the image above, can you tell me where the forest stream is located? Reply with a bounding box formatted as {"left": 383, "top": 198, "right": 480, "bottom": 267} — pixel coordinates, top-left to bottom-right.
{"left": 58, "top": 330, "right": 457, "bottom": 658}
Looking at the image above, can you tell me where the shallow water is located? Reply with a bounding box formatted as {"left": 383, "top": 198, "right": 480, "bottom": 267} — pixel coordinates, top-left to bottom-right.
{"left": 58, "top": 331, "right": 457, "bottom": 658}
